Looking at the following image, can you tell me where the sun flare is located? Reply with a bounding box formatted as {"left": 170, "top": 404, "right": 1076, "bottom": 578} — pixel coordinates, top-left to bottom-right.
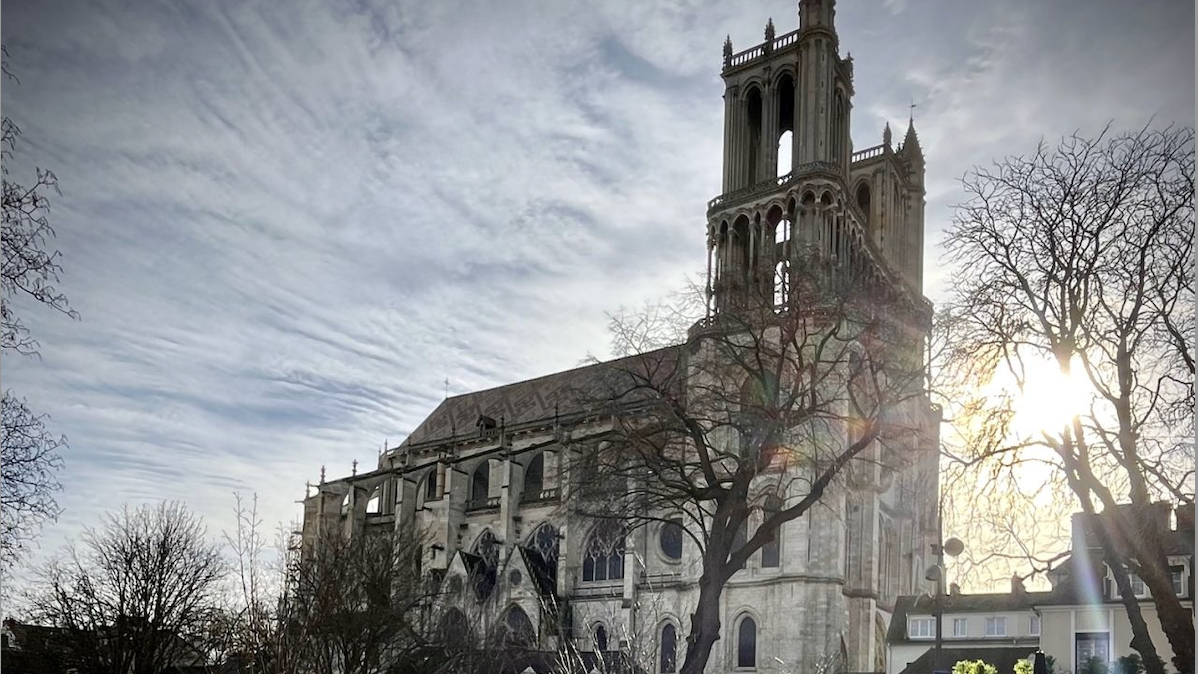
{"left": 1004, "top": 355, "right": 1093, "bottom": 438}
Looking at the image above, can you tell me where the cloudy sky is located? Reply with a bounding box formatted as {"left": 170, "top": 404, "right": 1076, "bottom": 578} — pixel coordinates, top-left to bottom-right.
{"left": 2, "top": 0, "right": 1193, "bottom": 583}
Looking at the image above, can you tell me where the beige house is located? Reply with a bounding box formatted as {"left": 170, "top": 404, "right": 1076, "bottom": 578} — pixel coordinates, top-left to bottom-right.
{"left": 887, "top": 503, "right": 1194, "bottom": 674}
{"left": 886, "top": 587, "right": 1044, "bottom": 674}
{"left": 1037, "top": 505, "right": 1193, "bottom": 673}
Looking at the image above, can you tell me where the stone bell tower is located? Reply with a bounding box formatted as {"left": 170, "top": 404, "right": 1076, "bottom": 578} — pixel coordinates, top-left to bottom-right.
{"left": 706, "top": 0, "right": 862, "bottom": 317}
{"left": 703, "top": 0, "right": 928, "bottom": 320}
{"left": 698, "top": 5, "right": 938, "bottom": 672}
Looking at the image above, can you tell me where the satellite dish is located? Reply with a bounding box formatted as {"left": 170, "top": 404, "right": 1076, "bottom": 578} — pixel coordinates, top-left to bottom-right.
{"left": 943, "top": 537, "right": 965, "bottom": 558}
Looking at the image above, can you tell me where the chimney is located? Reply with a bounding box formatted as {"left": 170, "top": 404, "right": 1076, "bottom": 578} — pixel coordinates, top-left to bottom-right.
{"left": 1175, "top": 502, "right": 1194, "bottom": 532}
{"left": 1011, "top": 574, "right": 1026, "bottom": 594}
{"left": 1073, "top": 503, "right": 1172, "bottom": 555}
{"left": 1071, "top": 512, "right": 1103, "bottom": 555}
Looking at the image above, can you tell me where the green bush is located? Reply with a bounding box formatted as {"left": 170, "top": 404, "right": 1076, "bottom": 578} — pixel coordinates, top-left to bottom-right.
{"left": 954, "top": 659, "right": 999, "bottom": 674}
{"left": 1113, "top": 655, "right": 1145, "bottom": 674}
{"left": 1079, "top": 656, "right": 1110, "bottom": 674}
{"left": 1016, "top": 654, "right": 1057, "bottom": 674}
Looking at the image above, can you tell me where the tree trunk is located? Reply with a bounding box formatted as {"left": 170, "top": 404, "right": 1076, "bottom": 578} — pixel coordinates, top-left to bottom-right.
{"left": 1134, "top": 536, "right": 1195, "bottom": 674}
{"left": 1108, "top": 562, "right": 1169, "bottom": 674}
{"left": 679, "top": 566, "right": 727, "bottom": 674}
{"left": 1058, "top": 428, "right": 1168, "bottom": 674}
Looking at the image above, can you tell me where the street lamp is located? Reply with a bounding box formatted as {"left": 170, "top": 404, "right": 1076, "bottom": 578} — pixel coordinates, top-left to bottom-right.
{"left": 925, "top": 536, "right": 964, "bottom": 673}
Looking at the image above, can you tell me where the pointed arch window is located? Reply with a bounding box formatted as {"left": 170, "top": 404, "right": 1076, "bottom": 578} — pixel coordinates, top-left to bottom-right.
{"left": 660, "top": 623, "right": 678, "bottom": 673}
{"left": 525, "top": 522, "right": 560, "bottom": 587}
{"left": 774, "top": 261, "right": 788, "bottom": 307}
{"left": 731, "top": 519, "right": 748, "bottom": 572}
{"left": 736, "top": 615, "right": 757, "bottom": 668}
{"left": 523, "top": 452, "right": 545, "bottom": 500}
{"left": 438, "top": 608, "right": 471, "bottom": 648}
{"left": 470, "top": 529, "right": 499, "bottom": 601}
{"left": 760, "top": 494, "right": 782, "bottom": 568}
{"left": 593, "top": 623, "right": 609, "bottom": 652}
{"left": 424, "top": 469, "right": 439, "bottom": 502}
{"left": 745, "top": 87, "right": 763, "bottom": 185}
{"left": 582, "top": 521, "right": 625, "bottom": 582}
{"left": 500, "top": 605, "right": 535, "bottom": 648}
{"left": 659, "top": 518, "right": 684, "bottom": 561}
{"left": 776, "top": 130, "right": 793, "bottom": 178}
{"left": 470, "top": 461, "right": 491, "bottom": 509}
{"left": 856, "top": 182, "right": 872, "bottom": 231}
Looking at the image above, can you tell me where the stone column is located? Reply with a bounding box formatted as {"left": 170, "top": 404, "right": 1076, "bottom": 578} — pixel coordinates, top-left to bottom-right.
{"left": 762, "top": 82, "right": 779, "bottom": 180}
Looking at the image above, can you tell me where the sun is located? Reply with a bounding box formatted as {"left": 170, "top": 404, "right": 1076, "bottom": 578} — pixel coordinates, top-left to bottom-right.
{"left": 1006, "top": 354, "right": 1093, "bottom": 438}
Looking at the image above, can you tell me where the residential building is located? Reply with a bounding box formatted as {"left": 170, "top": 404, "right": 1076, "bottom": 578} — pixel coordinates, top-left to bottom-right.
{"left": 886, "top": 503, "right": 1195, "bottom": 674}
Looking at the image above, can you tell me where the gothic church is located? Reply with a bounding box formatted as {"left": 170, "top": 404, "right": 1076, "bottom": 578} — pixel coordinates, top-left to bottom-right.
{"left": 302, "top": 1, "right": 940, "bottom": 672}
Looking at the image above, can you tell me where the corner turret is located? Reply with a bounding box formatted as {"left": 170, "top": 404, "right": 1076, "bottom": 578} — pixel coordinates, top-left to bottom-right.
{"left": 799, "top": 0, "right": 837, "bottom": 35}
{"left": 900, "top": 117, "right": 923, "bottom": 165}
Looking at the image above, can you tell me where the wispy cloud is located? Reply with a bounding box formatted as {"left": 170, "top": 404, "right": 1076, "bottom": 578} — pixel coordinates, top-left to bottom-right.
{"left": 1, "top": 0, "right": 1191, "bottom": 577}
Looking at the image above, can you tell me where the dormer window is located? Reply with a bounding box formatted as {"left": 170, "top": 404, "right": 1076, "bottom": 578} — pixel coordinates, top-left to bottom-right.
{"left": 1171, "top": 566, "right": 1186, "bottom": 597}
{"left": 1129, "top": 574, "right": 1148, "bottom": 598}
{"left": 476, "top": 415, "right": 499, "bottom": 439}
{"left": 908, "top": 617, "right": 934, "bottom": 639}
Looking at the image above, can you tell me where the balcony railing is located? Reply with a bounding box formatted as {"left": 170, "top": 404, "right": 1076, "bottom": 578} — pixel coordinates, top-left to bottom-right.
{"left": 725, "top": 29, "right": 801, "bottom": 69}
{"left": 522, "top": 486, "right": 561, "bottom": 505}
{"left": 707, "top": 161, "right": 841, "bottom": 215}
{"left": 851, "top": 144, "right": 885, "bottom": 162}
{"left": 466, "top": 496, "right": 501, "bottom": 513}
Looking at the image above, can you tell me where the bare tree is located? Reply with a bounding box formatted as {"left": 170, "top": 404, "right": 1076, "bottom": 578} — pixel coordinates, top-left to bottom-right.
{"left": 1, "top": 392, "right": 65, "bottom": 567}
{"left": 276, "top": 525, "right": 445, "bottom": 674}
{"left": 24, "top": 502, "right": 226, "bottom": 674}
{"left": 1, "top": 45, "right": 78, "bottom": 568}
{"left": 571, "top": 262, "right": 932, "bottom": 674}
{"left": 939, "top": 124, "right": 1195, "bottom": 674}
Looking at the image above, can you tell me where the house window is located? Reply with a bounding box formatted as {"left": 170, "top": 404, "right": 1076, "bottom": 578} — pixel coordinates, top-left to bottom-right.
{"left": 582, "top": 521, "right": 625, "bottom": 582}
{"left": 594, "top": 624, "right": 609, "bottom": 652}
{"left": 660, "top": 623, "right": 678, "bottom": 673}
{"left": 984, "top": 616, "right": 1007, "bottom": 637}
{"left": 1076, "top": 632, "right": 1110, "bottom": 671}
{"left": 660, "top": 519, "right": 684, "bottom": 560}
{"left": 736, "top": 615, "right": 757, "bottom": 668}
{"left": 951, "top": 618, "right": 967, "bottom": 637}
{"left": 908, "top": 617, "right": 934, "bottom": 639}
{"left": 1029, "top": 615, "right": 1041, "bottom": 636}
{"left": 1172, "top": 566, "right": 1186, "bottom": 597}
{"left": 1129, "top": 573, "right": 1147, "bottom": 597}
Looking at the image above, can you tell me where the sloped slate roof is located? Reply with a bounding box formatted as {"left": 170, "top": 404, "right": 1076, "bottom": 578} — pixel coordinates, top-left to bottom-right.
{"left": 401, "top": 346, "right": 682, "bottom": 448}
{"left": 887, "top": 592, "right": 1052, "bottom": 644}
{"left": 896, "top": 646, "right": 1034, "bottom": 674}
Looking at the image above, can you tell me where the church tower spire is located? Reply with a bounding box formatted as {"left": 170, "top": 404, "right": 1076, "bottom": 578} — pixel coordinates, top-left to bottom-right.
{"left": 900, "top": 116, "right": 923, "bottom": 164}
